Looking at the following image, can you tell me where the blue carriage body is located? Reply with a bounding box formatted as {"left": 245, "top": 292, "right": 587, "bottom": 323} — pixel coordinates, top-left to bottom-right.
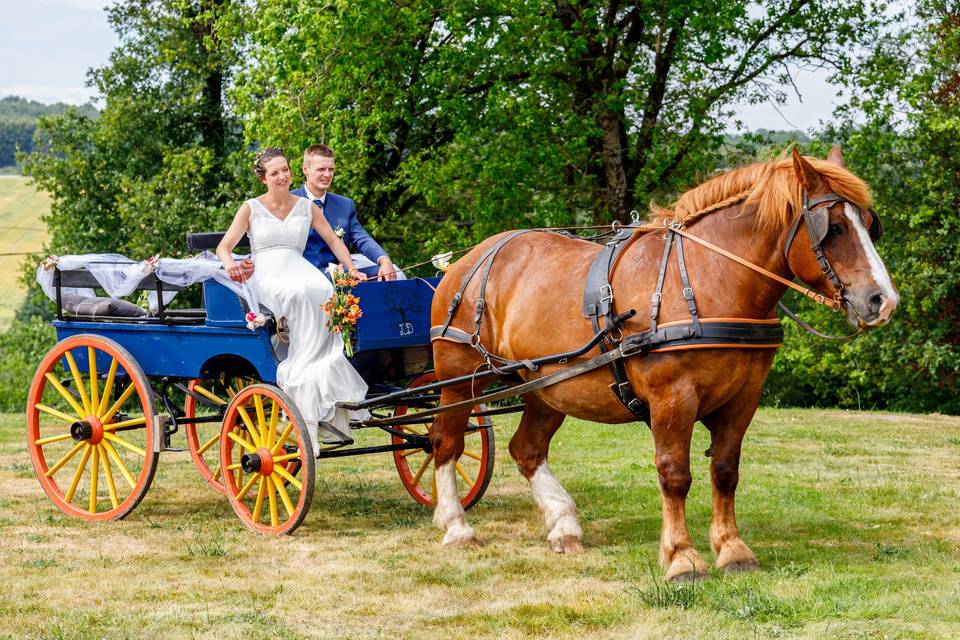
{"left": 53, "top": 277, "right": 440, "bottom": 382}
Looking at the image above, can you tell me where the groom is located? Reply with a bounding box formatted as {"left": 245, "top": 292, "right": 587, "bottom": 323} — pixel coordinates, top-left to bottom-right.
{"left": 292, "top": 144, "right": 397, "bottom": 280}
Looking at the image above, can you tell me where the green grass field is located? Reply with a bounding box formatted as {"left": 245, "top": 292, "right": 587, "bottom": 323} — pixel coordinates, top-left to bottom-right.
{"left": 2, "top": 408, "right": 959, "bottom": 639}
{"left": 0, "top": 176, "right": 49, "bottom": 327}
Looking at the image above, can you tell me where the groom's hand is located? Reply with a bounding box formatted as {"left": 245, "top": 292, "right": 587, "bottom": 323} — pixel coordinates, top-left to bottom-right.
{"left": 377, "top": 256, "right": 397, "bottom": 281}
{"left": 239, "top": 258, "right": 255, "bottom": 280}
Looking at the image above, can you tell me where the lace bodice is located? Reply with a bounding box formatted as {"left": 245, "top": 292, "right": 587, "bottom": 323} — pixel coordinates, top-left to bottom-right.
{"left": 247, "top": 197, "right": 312, "bottom": 255}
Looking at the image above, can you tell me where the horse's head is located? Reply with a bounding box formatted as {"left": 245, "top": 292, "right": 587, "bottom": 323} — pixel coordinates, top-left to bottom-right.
{"left": 784, "top": 147, "right": 899, "bottom": 328}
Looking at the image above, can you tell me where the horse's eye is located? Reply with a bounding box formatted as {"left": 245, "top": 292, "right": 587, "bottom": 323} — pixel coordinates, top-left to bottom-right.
{"left": 829, "top": 223, "right": 844, "bottom": 236}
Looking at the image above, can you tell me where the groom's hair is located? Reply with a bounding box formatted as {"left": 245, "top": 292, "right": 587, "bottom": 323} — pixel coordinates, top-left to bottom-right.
{"left": 303, "top": 144, "right": 335, "bottom": 162}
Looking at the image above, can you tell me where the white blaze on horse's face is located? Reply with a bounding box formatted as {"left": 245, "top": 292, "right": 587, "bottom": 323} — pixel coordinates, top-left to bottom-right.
{"left": 841, "top": 203, "right": 899, "bottom": 326}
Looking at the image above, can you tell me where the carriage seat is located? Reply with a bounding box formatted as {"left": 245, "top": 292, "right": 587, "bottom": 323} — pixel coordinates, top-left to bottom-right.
{"left": 186, "top": 231, "right": 249, "bottom": 252}
{"left": 54, "top": 267, "right": 204, "bottom": 324}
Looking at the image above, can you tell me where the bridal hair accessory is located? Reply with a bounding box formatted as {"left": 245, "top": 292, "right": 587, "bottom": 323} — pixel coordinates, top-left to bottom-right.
{"left": 322, "top": 265, "right": 363, "bottom": 357}
{"left": 431, "top": 251, "right": 453, "bottom": 272}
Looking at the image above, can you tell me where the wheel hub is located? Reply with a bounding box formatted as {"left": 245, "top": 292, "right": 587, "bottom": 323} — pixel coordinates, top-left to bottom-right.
{"left": 70, "top": 416, "right": 104, "bottom": 444}
{"left": 240, "top": 448, "right": 274, "bottom": 476}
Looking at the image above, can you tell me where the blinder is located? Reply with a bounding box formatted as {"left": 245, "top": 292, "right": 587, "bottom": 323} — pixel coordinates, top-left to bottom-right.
{"left": 866, "top": 208, "right": 883, "bottom": 242}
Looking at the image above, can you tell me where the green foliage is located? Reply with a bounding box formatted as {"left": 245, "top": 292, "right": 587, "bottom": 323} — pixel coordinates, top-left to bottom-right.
{"left": 764, "top": 0, "right": 960, "bottom": 413}
{"left": 0, "top": 96, "right": 97, "bottom": 168}
{"left": 20, "top": 0, "right": 250, "bottom": 260}
{"left": 235, "top": 0, "right": 888, "bottom": 265}
{"left": 0, "top": 315, "right": 54, "bottom": 411}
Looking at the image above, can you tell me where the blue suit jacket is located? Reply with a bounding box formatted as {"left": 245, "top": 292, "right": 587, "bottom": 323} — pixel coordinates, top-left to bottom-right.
{"left": 291, "top": 187, "right": 387, "bottom": 270}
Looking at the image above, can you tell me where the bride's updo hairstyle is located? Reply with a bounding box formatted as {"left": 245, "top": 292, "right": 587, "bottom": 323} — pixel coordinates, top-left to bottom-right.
{"left": 253, "top": 147, "right": 287, "bottom": 180}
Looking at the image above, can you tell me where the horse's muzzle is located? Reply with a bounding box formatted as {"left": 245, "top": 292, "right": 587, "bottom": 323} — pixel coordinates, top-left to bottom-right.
{"left": 847, "top": 287, "right": 899, "bottom": 328}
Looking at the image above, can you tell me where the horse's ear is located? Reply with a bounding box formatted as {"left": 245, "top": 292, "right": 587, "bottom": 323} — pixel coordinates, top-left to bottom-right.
{"left": 791, "top": 147, "right": 822, "bottom": 192}
{"left": 827, "top": 146, "right": 846, "bottom": 167}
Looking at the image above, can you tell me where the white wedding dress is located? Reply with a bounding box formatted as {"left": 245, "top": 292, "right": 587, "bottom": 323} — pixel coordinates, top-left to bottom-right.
{"left": 246, "top": 196, "right": 370, "bottom": 453}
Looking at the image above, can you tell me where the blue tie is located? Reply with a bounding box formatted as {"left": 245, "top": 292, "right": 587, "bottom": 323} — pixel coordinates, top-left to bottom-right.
{"left": 314, "top": 198, "right": 325, "bottom": 210}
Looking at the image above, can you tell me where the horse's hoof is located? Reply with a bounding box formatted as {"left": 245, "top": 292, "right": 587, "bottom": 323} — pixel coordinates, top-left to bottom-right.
{"left": 549, "top": 535, "right": 584, "bottom": 554}
{"left": 442, "top": 532, "right": 481, "bottom": 548}
{"left": 664, "top": 550, "right": 709, "bottom": 582}
{"left": 667, "top": 570, "right": 707, "bottom": 583}
{"left": 721, "top": 559, "right": 759, "bottom": 573}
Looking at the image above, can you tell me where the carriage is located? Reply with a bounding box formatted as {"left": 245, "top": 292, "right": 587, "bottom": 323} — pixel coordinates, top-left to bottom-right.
{"left": 25, "top": 232, "right": 497, "bottom": 534}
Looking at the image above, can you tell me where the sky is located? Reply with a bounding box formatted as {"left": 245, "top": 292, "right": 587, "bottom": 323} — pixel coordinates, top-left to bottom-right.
{"left": 0, "top": 0, "right": 842, "bottom": 133}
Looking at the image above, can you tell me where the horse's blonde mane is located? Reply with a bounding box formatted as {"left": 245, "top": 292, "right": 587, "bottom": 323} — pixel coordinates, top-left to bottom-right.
{"left": 650, "top": 156, "right": 873, "bottom": 230}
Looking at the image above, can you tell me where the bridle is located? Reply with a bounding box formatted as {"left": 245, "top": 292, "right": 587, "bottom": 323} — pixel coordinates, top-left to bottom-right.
{"left": 780, "top": 191, "right": 884, "bottom": 313}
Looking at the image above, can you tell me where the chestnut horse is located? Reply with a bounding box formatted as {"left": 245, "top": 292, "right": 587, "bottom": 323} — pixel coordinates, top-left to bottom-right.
{"left": 428, "top": 148, "right": 898, "bottom": 580}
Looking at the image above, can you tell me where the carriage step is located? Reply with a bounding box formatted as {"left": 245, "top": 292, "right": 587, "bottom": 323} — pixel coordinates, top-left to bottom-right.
{"left": 317, "top": 421, "right": 354, "bottom": 449}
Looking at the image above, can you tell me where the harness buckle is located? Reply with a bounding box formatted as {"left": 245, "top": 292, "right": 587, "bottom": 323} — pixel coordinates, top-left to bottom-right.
{"left": 682, "top": 287, "right": 694, "bottom": 301}
{"left": 600, "top": 285, "right": 614, "bottom": 304}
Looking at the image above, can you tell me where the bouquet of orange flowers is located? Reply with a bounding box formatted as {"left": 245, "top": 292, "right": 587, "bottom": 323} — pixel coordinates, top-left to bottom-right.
{"left": 322, "top": 265, "right": 363, "bottom": 356}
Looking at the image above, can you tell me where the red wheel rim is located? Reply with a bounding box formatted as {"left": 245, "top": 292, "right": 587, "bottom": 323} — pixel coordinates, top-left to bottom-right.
{"left": 391, "top": 372, "right": 494, "bottom": 510}
{"left": 220, "top": 384, "right": 314, "bottom": 535}
{"left": 26, "top": 334, "right": 158, "bottom": 521}
{"left": 184, "top": 377, "right": 254, "bottom": 494}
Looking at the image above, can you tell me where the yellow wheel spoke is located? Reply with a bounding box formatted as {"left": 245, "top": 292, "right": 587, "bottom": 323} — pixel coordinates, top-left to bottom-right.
{"left": 271, "top": 422, "right": 295, "bottom": 454}
{"left": 35, "top": 432, "right": 74, "bottom": 446}
{"left": 103, "top": 432, "right": 145, "bottom": 457}
{"left": 64, "top": 351, "right": 91, "bottom": 415}
{"left": 45, "top": 441, "right": 86, "bottom": 477}
{"left": 212, "top": 464, "right": 222, "bottom": 481}
{"left": 87, "top": 347, "right": 99, "bottom": 419}
{"left": 400, "top": 425, "right": 425, "bottom": 436}
{"left": 273, "top": 465, "right": 301, "bottom": 491}
{"left": 236, "top": 406, "right": 263, "bottom": 447}
{"left": 89, "top": 446, "right": 100, "bottom": 512}
{"left": 193, "top": 384, "right": 227, "bottom": 406}
{"left": 252, "top": 477, "right": 267, "bottom": 523}
{"left": 103, "top": 416, "right": 147, "bottom": 431}
{"left": 272, "top": 452, "right": 301, "bottom": 463}
{"left": 266, "top": 476, "right": 279, "bottom": 527}
{"left": 399, "top": 447, "right": 424, "bottom": 459}
{"left": 101, "top": 439, "right": 137, "bottom": 489}
{"left": 462, "top": 449, "right": 482, "bottom": 462}
{"left": 254, "top": 395, "right": 267, "bottom": 438}
{"left": 455, "top": 461, "right": 474, "bottom": 487}
{"left": 227, "top": 431, "right": 257, "bottom": 453}
{"left": 273, "top": 475, "right": 295, "bottom": 518}
{"left": 267, "top": 402, "right": 278, "bottom": 451}
{"left": 35, "top": 402, "right": 77, "bottom": 424}
{"left": 227, "top": 462, "right": 242, "bottom": 471}
{"left": 237, "top": 474, "right": 258, "bottom": 500}
{"left": 101, "top": 383, "right": 137, "bottom": 424}
{"left": 99, "top": 445, "right": 119, "bottom": 509}
{"left": 65, "top": 444, "right": 92, "bottom": 503}
{"left": 44, "top": 373, "right": 85, "bottom": 418}
{"left": 431, "top": 467, "right": 438, "bottom": 506}
{"left": 97, "top": 358, "right": 119, "bottom": 417}
{"left": 197, "top": 432, "right": 220, "bottom": 455}
{"left": 412, "top": 453, "right": 434, "bottom": 487}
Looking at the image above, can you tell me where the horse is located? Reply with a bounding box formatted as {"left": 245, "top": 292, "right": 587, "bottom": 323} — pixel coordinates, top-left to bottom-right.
{"left": 427, "top": 147, "right": 898, "bottom": 580}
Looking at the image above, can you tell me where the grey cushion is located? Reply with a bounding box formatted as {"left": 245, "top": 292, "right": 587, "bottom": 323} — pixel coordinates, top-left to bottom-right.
{"left": 61, "top": 295, "right": 147, "bottom": 318}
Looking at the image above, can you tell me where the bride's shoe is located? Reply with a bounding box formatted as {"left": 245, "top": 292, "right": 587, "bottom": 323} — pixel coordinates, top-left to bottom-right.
{"left": 317, "top": 420, "right": 354, "bottom": 450}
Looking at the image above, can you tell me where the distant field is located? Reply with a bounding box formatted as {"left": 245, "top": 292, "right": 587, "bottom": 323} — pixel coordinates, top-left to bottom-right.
{"left": 0, "top": 175, "right": 49, "bottom": 326}
{"left": 2, "top": 408, "right": 959, "bottom": 638}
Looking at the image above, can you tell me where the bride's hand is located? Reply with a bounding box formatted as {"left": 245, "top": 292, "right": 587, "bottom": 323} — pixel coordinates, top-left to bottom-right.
{"left": 349, "top": 268, "right": 367, "bottom": 282}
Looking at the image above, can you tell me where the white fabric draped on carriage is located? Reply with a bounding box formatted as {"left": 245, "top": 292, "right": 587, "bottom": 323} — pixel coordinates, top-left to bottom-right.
{"left": 36, "top": 252, "right": 263, "bottom": 325}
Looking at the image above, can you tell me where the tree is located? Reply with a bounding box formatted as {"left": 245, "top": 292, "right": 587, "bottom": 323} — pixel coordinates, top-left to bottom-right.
{"left": 235, "top": 0, "right": 888, "bottom": 261}
{"left": 21, "top": 0, "right": 250, "bottom": 259}
{"left": 764, "top": 0, "right": 960, "bottom": 413}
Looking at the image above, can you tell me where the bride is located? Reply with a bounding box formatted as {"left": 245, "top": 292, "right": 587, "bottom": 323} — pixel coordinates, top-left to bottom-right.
{"left": 216, "top": 147, "right": 370, "bottom": 453}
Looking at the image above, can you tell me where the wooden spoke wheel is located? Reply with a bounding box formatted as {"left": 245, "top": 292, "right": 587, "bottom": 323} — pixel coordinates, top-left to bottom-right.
{"left": 26, "top": 334, "right": 159, "bottom": 521}
{"left": 184, "top": 376, "right": 254, "bottom": 494}
{"left": 391, "top": 372, "right": 495, "bottom": 511}
{"left": 220, "top": 384, "right": 314, "bottom": 535}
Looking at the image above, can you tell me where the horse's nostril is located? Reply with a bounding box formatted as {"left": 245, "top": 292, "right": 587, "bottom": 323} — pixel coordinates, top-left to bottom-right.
{"left": 869, "top": 293, "right": 884, "bottom": 314}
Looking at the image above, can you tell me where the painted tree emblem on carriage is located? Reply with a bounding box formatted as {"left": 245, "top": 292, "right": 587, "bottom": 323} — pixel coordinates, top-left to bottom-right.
{"left": 383, "top": 285, "right": 422, "bottom": 337}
